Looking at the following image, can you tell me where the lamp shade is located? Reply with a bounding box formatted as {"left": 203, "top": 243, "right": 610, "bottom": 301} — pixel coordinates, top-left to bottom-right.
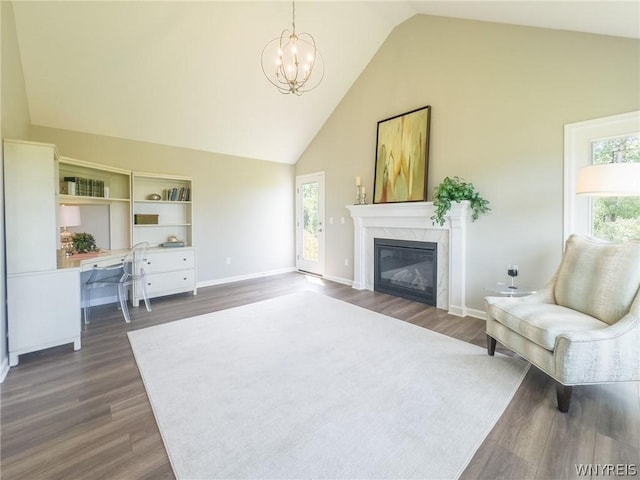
{"left": 59, "top": 205, "right": 81, "bottom": 227}
{"left": 576, "top": 163, "right": 640, "bottom": 197}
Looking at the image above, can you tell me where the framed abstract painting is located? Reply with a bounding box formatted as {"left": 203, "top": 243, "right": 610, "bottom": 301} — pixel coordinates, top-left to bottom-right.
{"left": 373, "top": 105, "right": 431, "bottom": 204}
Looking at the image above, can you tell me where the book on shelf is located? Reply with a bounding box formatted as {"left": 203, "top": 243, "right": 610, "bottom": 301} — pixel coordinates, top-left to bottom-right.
{"left": 60, "top": 181, "right": 76, "bottom": 195}
{"left": 162, "top": 186, "right": 190, "bottom": 201}
{"left": 63, "top": 176, "right": 105, "bottom": 197}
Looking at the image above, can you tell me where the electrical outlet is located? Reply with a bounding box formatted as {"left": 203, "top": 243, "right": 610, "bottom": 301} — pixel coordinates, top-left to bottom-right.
{"left": 329, "top": 217, "right": 334, "bottom": 225}
{"left": 341, "top": 217, "right": 345, "bottom": 224}
{"left": 226, "top": 257, "right": 231, "bottom": 265}
{"left": 344, "top": 258, "right": 349, "bottom": 267}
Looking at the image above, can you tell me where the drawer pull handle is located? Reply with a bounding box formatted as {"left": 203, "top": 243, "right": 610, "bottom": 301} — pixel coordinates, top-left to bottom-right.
{"left": 183, "top": 277, "right": 187, "bottom": 280}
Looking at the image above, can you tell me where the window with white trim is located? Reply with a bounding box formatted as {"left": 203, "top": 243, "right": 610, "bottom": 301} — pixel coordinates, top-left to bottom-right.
{"left": 564, "top": 111, "right": 640, "bottom": 243}
{"left": 590, "top": 135, "right": 640, "bottom": 241}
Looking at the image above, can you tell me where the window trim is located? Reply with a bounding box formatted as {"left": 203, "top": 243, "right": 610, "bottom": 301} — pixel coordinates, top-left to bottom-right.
{"left": 563, "top": 111, "right": 639, "bottom": 242}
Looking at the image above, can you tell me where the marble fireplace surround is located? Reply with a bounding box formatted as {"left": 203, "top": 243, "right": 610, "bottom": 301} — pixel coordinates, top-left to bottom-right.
{"left": 346, "top": 201, "right": 470, "bottom": 317}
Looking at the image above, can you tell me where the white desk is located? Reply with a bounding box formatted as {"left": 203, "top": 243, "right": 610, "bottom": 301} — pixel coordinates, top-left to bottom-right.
{"left": 59, "top": 247, "right": 197, "bottom": 306}
{"left": 7, "top": 250, "right": 131, "bottom": 366}
{"left": 57, "top": 248, "right": 130, "bottom": 271}
{"left": 59, "top": 249, "right": 131, "bottom": 316}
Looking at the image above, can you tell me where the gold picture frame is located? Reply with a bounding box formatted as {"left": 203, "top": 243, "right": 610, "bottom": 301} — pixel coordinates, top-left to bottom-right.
{"left": 373, "top": 105, "right": 431, "bottom": 204}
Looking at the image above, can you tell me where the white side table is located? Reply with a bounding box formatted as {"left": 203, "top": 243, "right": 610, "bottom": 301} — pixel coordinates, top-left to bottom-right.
{"left": 484, "top": 283, "right": 537, "bottom": 297}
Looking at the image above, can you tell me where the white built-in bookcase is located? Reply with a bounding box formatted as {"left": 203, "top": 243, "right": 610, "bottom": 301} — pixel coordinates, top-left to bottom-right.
{"left": 131, "top": 172, "right": 193, "bottom": 247}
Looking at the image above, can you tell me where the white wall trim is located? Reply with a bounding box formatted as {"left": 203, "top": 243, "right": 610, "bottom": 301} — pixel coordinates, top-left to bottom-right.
{"left": 322, "top": 274, "right": 353, "bottom": 286}
{"left": 465, "top": 307, "right": 486, "bottom": 321}
{"left": 197, "top": 267, "right": 297, "bottom": 288}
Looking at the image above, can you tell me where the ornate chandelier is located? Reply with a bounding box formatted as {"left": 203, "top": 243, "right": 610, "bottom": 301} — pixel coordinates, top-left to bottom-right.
{"left": 261, "top": 1, "right": 324, "bottom": 95}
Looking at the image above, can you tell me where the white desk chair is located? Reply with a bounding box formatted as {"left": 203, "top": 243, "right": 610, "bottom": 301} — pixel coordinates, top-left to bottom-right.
{"left": 82, "top": 242, "right": 152, "bottom": 324}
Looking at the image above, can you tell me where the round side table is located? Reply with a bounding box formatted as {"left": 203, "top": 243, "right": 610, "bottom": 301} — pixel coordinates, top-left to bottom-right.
{"left": 484, "top": 283, "right": 537, "bottom": 297}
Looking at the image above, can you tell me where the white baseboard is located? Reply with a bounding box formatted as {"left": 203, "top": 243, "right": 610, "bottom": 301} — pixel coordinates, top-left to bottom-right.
{"left": 445, "top": 305, "right": 487, "bottom": 319}
{"left": 198, "top": 267, "right": 297, "bottom": 288}
{"left": 465, "top": 307, "right": 486, "bottom": 320}
{"left": 0, "top": 357, "right": 9, "bottom": 383}
{"left": 322, "top": 274, "right": 353, "bottom": 286}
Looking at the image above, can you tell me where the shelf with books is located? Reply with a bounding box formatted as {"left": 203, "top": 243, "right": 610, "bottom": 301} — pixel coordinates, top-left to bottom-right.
{"left": 59, "top": 156, "right": 131, "bottom": 201}
{"left": 58, "top": 156, "right": 132, "bottom": 250}
{"left": 132, "top": 172, "right": 193, "bottom": 247}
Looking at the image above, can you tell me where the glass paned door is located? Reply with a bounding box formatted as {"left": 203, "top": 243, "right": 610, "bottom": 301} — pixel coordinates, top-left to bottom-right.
{"left": 296, "top": 172, "right": 324, "bottom": 275}
{"left": 302, "top": 182, "right": 319, "bottom": 262}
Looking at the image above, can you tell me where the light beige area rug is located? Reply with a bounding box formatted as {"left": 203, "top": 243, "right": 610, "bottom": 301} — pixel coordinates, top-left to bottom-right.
{"left": 128, "top": 291, "right": 529, "bottom": 480}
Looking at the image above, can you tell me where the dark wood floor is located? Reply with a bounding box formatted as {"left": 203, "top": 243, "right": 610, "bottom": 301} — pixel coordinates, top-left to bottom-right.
{"left": 1, "top": 272, "right": 638, "bottom": 479}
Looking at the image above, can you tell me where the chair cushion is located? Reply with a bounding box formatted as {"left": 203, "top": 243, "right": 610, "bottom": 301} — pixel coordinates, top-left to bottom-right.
{"left": 554, "top": 234, "right": 640, "bottom": 325}
{"left": 487, "top": 298, "right": 608, "bottom": 351}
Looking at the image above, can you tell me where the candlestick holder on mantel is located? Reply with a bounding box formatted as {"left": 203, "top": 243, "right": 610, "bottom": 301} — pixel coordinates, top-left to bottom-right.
{"left": 355, "top": 176, "right": 367, "bottom": 205}
{"left": 355, "top": 185, "right": 367, "bottom": 205}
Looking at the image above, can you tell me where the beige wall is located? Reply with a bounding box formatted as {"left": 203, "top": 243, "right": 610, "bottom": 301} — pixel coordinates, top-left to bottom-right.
{"left": 31, "top": 126, "right": 296, "bottom": 285}
{"left": 2, "top": 1, "right": 30, "bottom": 141}
{"left": 296, "top": 14, "right": 640, "bottom": 312}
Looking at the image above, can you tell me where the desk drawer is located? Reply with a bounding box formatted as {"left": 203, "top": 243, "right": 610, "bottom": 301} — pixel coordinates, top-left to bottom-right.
{"left": 146, "top": 270, "right": 196, "bottom": 297}
{"left": 81, "top": 255, "right": 126, "bottom": 271}
{"left": 145, "top": 249, "right": 194, "bottom": 274}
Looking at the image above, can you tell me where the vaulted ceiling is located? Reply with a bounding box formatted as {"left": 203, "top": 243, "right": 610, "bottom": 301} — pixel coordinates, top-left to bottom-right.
{"left": 12, "top": 1, "right": 640, "bottom": 164}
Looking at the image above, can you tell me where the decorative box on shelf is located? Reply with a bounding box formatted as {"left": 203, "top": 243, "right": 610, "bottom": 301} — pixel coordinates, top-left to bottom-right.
{"left": 134, "top": 214, "right": 159, "bottom": 225}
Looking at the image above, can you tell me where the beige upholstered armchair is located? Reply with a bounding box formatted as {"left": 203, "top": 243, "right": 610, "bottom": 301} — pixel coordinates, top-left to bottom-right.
{"left": 485, "top": 234, "right": 640, "bottom": 412}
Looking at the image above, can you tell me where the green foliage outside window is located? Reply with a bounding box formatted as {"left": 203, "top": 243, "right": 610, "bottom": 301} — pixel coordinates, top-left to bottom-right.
{"left": 302, "top": 183, "right": 319, "bottom": 261}
{"left": 592, "top": 136, "right": 640, "bottom": 242}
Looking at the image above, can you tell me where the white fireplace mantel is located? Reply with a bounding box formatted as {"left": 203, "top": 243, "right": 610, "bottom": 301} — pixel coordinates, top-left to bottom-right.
{"left": 346, "top": 201, "right": 470, "bottom": 317}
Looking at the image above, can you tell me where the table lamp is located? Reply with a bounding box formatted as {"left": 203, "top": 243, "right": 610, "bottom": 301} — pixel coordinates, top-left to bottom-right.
{"left": 60, "top": 204, "right": 81, "bottom": 255}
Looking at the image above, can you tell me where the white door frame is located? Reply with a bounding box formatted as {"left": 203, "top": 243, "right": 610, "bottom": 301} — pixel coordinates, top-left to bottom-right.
{"left": 295, "top": 172, "right": 325, "bottom": 276}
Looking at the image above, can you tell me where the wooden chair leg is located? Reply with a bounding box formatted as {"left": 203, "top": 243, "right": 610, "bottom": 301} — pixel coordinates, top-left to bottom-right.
{"left": 556, "top": 383, "right": 573, "bottom": 413}
{"left": 487, "top": 334, "right": 497, "bottom": 356}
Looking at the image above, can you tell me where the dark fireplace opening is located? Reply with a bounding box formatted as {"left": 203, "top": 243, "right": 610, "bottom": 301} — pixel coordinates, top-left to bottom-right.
{"left": 374, "top": 238, "right": 437, "bottom": 306}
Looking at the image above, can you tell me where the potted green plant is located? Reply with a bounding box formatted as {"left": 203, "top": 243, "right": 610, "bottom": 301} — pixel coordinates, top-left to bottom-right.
{"left": 431, "top": 176, "right": 491, "bottom": 226}
{"left": 72, "top": 232, "right": 98, "bottom": 253}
